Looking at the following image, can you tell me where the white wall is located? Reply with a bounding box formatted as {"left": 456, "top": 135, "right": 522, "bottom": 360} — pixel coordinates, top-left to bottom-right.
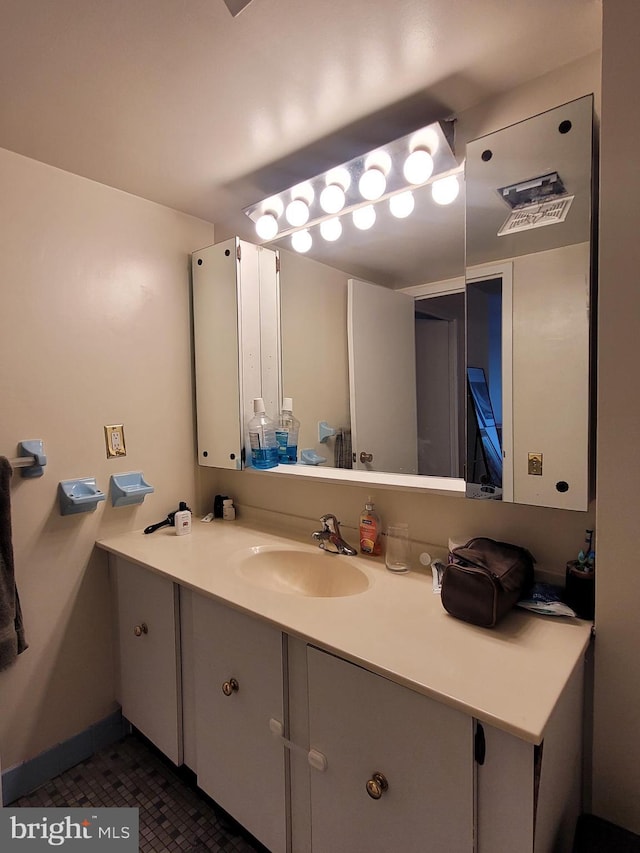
{"left": 592, "top": 0, "right": 640, "bottom": 834}
{"left": 0, "top": 149, "right": 214, "bottom": 770}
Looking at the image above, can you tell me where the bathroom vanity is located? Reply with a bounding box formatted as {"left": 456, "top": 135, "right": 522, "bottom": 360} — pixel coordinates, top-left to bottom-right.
{"left": 99, "top": 521, "right": 592, "bottom": 853}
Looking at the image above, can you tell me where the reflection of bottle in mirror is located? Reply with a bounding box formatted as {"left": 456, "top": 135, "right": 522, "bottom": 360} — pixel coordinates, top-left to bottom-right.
{"left": 248, "top": 398, "right": 279, "bottom": 469}
{"left": 359, "top": 498, "right": 382, "bottom": 556}
{"left": 276, "top": 397, "right": 300, "bottom": 464}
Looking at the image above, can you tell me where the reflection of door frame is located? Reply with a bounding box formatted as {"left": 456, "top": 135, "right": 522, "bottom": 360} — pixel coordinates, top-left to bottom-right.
{"left": 401, "top": 277, "right": 464, "bottom": 478}
{"left": 466, "top": 261, "right": 514, "bottom": 503}
{"left": 403, "top": 266, "right": 513, "bottom": 501}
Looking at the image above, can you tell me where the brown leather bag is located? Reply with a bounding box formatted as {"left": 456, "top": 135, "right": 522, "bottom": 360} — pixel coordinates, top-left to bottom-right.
{"left": 441, "top": 537, "right": 535, "bottom": 628}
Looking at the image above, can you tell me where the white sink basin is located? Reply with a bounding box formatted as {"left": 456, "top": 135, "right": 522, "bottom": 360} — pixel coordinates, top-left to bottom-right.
{"left": 236, "top": 546, "right": 370, "bottom": 598}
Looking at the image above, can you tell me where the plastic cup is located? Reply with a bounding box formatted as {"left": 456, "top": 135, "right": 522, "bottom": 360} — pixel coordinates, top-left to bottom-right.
{"left": 385, "top": 523, "right": 411, "bottom": 573}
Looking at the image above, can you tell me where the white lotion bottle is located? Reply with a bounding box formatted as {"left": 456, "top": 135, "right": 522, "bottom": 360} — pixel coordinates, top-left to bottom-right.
{"left": 175, "top": 502, "right": 192, "bottom": 535}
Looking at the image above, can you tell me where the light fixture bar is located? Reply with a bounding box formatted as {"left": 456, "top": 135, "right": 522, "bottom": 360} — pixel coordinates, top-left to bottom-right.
{"left": 244, "top": 119, "right": 458, "bottom": 242}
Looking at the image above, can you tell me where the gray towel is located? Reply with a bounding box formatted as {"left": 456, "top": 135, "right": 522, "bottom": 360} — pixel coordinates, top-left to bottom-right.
{"left": 0, "top": 456, "right": 27, "bottom": 670}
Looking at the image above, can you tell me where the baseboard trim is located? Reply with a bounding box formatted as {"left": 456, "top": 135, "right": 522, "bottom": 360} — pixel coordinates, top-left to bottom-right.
{"left": 2, "top": 710, "right": 128, "bottom": 806}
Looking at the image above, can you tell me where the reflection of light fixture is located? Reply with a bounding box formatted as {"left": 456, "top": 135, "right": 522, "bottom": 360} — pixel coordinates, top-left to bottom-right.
{"left": 389, "top": 191, "right": 415, "bottom": 218}
{"left": 431, "top": 175, "right": 460, "bottom": 205}
{"left": 320, "top": 217, "right": 342, "bottom": 241}
{"left": 291, "top": 229, "right": 312, "bottom": 253}
{"left": 243, "top": 118, "right": 459, "bottom": 243}
{"left": 352, "top": 205, "right": 376, "bottom": 230}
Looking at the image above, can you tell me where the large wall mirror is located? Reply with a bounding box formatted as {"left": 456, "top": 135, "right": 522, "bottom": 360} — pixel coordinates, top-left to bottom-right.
{"left": 267, "top": 95, "right": 594, "bottom": 509}
{"left": 193, "top": 89, "right": 594, "bottom": 510}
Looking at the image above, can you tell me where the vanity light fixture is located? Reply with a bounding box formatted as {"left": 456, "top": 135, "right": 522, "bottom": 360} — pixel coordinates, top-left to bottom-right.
{"left": 243, "top": 118, "right": 458, "bottom": 247}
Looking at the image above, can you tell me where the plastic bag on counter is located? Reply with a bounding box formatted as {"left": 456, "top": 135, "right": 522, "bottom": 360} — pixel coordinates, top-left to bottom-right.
{"left": 516, "top": 583, "right": 577, "bottom": 617}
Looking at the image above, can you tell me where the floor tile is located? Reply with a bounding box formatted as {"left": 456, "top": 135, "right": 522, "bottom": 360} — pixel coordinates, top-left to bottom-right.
{"left": 11, "top": 734, "right": 267, "bottom": 853}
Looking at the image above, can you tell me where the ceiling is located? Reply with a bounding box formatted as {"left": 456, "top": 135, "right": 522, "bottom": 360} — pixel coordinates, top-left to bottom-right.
{"left": 1, "top": 0, "right": 601, "bottom": 245}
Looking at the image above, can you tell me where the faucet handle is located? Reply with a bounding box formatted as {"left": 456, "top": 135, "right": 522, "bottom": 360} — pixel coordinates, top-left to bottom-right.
{"left": 319, "top": 513, "right": 340, "bottom": 532}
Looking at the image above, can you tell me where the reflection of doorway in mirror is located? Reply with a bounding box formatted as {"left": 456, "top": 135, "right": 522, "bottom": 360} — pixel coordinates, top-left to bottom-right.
{"left": 414, "top": 293, "right": 465, "bottom": 477}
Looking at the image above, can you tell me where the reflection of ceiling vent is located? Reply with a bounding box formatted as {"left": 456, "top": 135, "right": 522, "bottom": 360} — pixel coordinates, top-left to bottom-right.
{"left": 498, "top": 196, "right": 574, "bottom": 236}
{"left": 497, "top": 171, "right": 573, "bottom": 235}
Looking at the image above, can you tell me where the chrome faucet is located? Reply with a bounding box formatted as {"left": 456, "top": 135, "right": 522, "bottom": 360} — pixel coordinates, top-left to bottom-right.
{"left": 312, "top": 513, "right": 358, "bottom": 556}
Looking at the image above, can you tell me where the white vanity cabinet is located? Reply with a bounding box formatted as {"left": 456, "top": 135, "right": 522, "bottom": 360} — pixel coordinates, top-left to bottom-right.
{"left": 111, "top": 557, "right": 182, "bottom": 765}
{"left": 103, "top": 540, "right": 589, "bottom": 853}
{"left": 306, "top": 646, "right": 475, "bottom": 853}
{"left": 190, "top": 593, "right": 287, "bottom": 853}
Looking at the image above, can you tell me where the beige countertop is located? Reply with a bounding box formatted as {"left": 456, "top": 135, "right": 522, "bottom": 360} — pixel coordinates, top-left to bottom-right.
{"left": 97, "top": 519, "right": 592, "bottom": 745}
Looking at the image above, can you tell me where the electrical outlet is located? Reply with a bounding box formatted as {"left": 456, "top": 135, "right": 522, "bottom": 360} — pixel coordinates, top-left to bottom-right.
{"left": 105, "top": 424, "right": 127, "bottom": 458}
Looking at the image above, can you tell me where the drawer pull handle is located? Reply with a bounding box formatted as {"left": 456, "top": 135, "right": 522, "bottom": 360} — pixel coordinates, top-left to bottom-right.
{"left": 359, "top": 451, "right": 374, "bottom": 464}
{"left": 222, "top": 678, "right": 239, "bottom": 696}
{"left": 133, "top": 623, "right": 148, "bottom": 637}
{"left": 366, "top": 772, "right": 389, "bottom": 799}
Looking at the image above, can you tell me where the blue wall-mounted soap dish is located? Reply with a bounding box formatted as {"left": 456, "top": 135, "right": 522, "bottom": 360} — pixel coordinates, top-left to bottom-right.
{"left": 58, "top": 478, "right": 106, "bottom": 516}
{"left": 110, "top": 472, "right": 154, "bottom": 507}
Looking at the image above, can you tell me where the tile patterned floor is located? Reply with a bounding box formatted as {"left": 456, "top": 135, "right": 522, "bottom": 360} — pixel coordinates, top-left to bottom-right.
{"left": 11, "top": 733, "right": 267, "bottom": 853}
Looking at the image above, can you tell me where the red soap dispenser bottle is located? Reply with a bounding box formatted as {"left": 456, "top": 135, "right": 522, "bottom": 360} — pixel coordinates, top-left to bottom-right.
{"left": 359, "top": 498, "right": 382, "bottom": 556}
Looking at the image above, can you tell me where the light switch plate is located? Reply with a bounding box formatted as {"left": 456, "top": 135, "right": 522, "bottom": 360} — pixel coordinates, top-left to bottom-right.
{"left": 104, "top": 424, "right": 127, "bottom": 458}
{"left": 527, "top": 452, "right": 543, "bottom": 475}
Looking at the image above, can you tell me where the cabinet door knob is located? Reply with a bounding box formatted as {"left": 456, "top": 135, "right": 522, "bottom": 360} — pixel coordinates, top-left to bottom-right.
{"left": 222, "top": 678, "right": 239, "bottom": 696}
{"left": 359, "top": 451, "right": 374, "bottom": 464}
{"left": 133, "top": 623, "right": 148, "bottom": 637}
{"left": 366, "top": 771, "right": 389, "bottom": 799}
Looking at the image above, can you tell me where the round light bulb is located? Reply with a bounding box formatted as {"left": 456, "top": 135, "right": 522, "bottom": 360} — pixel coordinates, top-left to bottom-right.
{"left": 352, "top": 205, "right": 376, "bottom": 230}
{"left": 389, "top": 191, "right": 415, "bottom": 219}
{"left": 285, "top": 198, "right": 310, "bottom": 226}
{"left": 255, "top": 212, "right": 279, "bottom": 240}
{"left": 320, "top": 184, "right": 346, "bottom": 214}
{"left": 431, "top": 175, "right": 460, "bottom": 205}
{"left": 359, "top": 167, "right": 387, "bottom": 200}
{"left": 291, "top": 229, "right": 312, "bottom": 253}
{"left": 403, "top": 149, "right": 434, "bottom": 185}
{"left": 320, "top": 217, "right": 342, "bottom": 242}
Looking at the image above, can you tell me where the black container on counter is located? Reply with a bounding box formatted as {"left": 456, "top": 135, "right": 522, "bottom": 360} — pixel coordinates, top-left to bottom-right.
{"left": 213, "top": 494, "right": 228, "bottom": 519}
{"left": 564, "top": 560, "right": 595, "bottom": 620}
